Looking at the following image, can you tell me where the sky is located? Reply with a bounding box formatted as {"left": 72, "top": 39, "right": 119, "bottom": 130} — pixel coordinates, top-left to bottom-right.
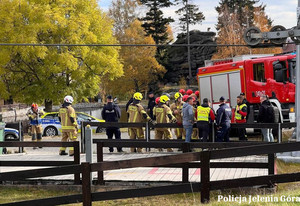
{"left": 98, "top": 0, "right": 298, "bottom": 37}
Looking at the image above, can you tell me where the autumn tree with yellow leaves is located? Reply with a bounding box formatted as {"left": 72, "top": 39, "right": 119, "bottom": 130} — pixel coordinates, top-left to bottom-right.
{"left": 0, "top": 0, "right": 123, "bottom": 110}
{"left": 213, "top": 1, "right": 281, "bottom": 59}
{"left": 106, "top": 0, "right": 165, "bottom": 98}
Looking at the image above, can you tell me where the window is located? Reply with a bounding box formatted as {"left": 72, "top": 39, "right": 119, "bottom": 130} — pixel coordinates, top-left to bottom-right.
{"left": 77, "top": 113, "right": 93, "bottom": 121}
{"left": 273, "top": 61, "right": 287, "bottom": 83}
{"left": 253, "top": 63, "right": 266, "bottom": 82}
{"left": 43, "top": 113, "right": 58, "bottom": 119}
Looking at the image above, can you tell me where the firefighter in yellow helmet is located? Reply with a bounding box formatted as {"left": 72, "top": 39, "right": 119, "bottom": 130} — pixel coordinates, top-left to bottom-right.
{"left": 170, "top": 92, "right": 185, "bottom": 140}
{"left": 58, "top": 95, "right": 78, "bottom": 156}
{"left": 128, "top": 92, "right": 155, "bottom": 152}
{"left": 153, "top": 95, "right": 177, "bottom": 152}
{"left": 26, "top": 103, "right": 44, "bottom": 148}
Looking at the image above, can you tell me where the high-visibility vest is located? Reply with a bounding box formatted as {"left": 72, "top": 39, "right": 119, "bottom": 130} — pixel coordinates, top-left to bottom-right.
{"left": 235, "top": 104, "right": 247, "bottom": 120}
{"left": 197, "top": 106, "right": 211, "bottom": 122}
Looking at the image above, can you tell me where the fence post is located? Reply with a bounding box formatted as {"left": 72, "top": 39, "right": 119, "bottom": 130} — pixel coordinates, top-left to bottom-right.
{"left": 18, "top": 121, "right": 23, "bottom": 153}
{"left": 74, "top": 141, "right": 81, "bottom": 185}
{"left": 85, "top": 125, "right": 93, "bottom": 163}
{"left": 182, "top": 142, "right": 189, "bottom": 183}
{"left": 278, "top": 123, "right": 282, "bottom": 143}
{"left": 82, "top": 162, "right": 92, "bottom": 206}
{"left": 81, "top": 122, "right": 85, "bottom": 153}
{"left": 201, "top": 150, "right": 210, "bottom": 203}
{"left": 268, "top": 153, "right": 275, "bottom": 188}
{"left": 145, "top": 122, "right": 150, "bottom": 152}
{"left": 97, "top": 142, "right": 105, "bottom": 185}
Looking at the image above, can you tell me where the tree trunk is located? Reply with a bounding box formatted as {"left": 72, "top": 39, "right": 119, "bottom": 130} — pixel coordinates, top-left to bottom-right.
{"left": 44, "top": 99, "right": 53, "bottom": 112}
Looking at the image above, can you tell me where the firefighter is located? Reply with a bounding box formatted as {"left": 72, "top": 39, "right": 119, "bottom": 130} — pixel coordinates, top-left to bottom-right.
{"left": 216, "top": 96, "right": 232, "bottom": 142}
{"left": 170, "top": 92, "right": 184, "bottom": 139}
{"left": 179, "top": 89, "right": 186, "bottom": 95}
{"left": 186, "top": 89, "right": 193, "bottom": 96}
{"left": 128, "top": 92, "right": 155, "bottom": 152}
{"left": 153, "top": 95, "right": 177, "bottom": 152}
{"left": 58, "top": 95, "right": 78, "bottom": 156}
{"left": 26, "top": 103, "right": 44, "bottom": 148}
{"left": 235, "top": 95, "right": 248, "bottom": 141}
{"left": 197, "top": 98, "right": 215, "bottom": 142}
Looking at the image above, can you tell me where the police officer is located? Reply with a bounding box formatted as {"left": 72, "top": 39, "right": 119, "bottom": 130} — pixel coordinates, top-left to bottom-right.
{"left": 26, "top": 103, "right": 44, "bottom": 148}
{"left": 101, "top": 95, "right": 122, "bottom": 152}
{"left": 240, "top": 92, "right": 250, "bottom": 121}
{"left": 197, "top": 98, "right": 215, "bottom": 142}
{"left": 170, "top": 92, "right": 184, "bottom": 139}
{"left": 153, "top": 95, "right": 177, "bottom": 152}
{"left": 58, "top": 95, "right": 78, "bottom": 156}
{"left": 235, "top": 95, "right": 248, "bottom": 141}
{"left": 127, "top": 92, "right": 154, "bottom": 152}
{"left": 216, "top": 96, "right": 232, "bottom": 142}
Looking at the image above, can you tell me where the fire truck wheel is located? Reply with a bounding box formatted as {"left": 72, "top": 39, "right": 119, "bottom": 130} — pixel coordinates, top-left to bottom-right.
{"left": 270, "top": 25, "right": 287, "bottom": 45}
{"left": 243, "top": 27, "right": 262, "bottom": 46}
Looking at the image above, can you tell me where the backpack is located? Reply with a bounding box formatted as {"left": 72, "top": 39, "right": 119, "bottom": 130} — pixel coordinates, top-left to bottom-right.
{"left": 266, "top": 104, "right": 275, "bottom": 123}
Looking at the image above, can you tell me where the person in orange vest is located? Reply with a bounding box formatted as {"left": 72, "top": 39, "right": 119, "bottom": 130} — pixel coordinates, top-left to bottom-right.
{"left": 58, "top": 95, "right": 78, "bottom": 156}
{"left": 235, "top": 95, "right": 248, "bottom": 141}
{"left": 153, "top": 95, "right": 177, "bottom": 152}
{"left": 170, "top": 92, "right": 184, "bottom": 140}
{"left": 127, "top": 92, "right": 154, "bottom": 153}
{"left": 196, "top": 98, "right": 215, "bottom": 142}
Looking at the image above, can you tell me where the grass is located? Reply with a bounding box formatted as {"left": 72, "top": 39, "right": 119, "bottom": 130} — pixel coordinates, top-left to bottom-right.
{"left": 1, "top": 159, "right": 300, "bottom": 205}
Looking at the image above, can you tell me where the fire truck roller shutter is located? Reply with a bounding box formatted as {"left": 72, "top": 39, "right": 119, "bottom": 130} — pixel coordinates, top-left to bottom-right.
{"left": 228, "top": 72, "right": 242, "bottom": 108}
{"left": 199, "top": 76, "right": 211, "bottom": 104}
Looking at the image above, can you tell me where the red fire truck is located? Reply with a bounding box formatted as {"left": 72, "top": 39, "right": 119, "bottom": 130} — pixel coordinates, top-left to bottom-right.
{"left": 197, "top": 53, "right": 296, "bottom": 123}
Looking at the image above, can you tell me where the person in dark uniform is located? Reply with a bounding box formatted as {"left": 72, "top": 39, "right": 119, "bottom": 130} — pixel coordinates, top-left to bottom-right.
{"left": 216, "top": 96, "right": 232, "bottom": 142}
{"left": 101, "top": 95, "right": 123, "bottom": 152}
{"left": 147, "top": 91, "right": 156, "bottom": 119}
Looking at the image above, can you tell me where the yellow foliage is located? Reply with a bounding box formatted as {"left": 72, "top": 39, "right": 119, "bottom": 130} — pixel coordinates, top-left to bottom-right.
{"left": 103, "top": 20, "right": 165, "bottom": 98}
{"left": 0, "top": 0, "right": 123, "bottom": 104}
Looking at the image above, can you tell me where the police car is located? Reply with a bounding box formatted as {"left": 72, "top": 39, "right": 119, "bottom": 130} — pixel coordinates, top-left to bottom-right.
{"left": 4, "top": 128, "right": 20, "bottom": 141}
{"left": 41, "top": 112, "right": 105, "bottom": 136}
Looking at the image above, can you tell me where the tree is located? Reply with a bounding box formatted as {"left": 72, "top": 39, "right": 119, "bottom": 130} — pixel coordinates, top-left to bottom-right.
{"left": 103, "top": 20, "right": 166, "bottom": 98}
{"left": 213, "top": 1, "right": 280, "bottom": 59}
{"left": 0, "top": 0, "right": 123, "bottom": 111}
{"left": 175, "top": 0, "right": 205, "bottom": 33}
{"left": 140, "top": 0, "right": 174, "bottom": 63}
{"left": 108, "top": 0, "right": 139, "bottom": 39}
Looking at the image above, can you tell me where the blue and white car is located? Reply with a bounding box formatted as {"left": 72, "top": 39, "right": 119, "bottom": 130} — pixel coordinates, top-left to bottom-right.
{"left": 4, "top": 128, "right": 20, "bottom": 141}
{"left": 41, "top": 112, "right": 105, "bottom": 136}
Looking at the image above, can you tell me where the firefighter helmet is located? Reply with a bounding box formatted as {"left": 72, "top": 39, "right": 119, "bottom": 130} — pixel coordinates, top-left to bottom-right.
{"left": 31, "top": 103, "right": 38, "bottom": 109}
{"left": 179, "top": 89, "right": 186, "bottom": 95}
{"left": 174, "top": 92, "right": 183, "bottom": 100}
{"left": 155, "top": 97, "right": 160, "bottom": 104}
{"left": 182, "top": 95, "right": 189, "bottom": 102}
{"left": 64, "top": 95, "right": 74, "bottom": 104}
{"left": 133, "top": 92, "right": 143, "bottom": 101}
{"left": 195, "top": 90, "right": 200, "bottom": 97}
{"left": 186, "top": 89, "right": 193, "bottom": 95}
{"left": 160, "top": 95, "right": 170, "bottom": 103}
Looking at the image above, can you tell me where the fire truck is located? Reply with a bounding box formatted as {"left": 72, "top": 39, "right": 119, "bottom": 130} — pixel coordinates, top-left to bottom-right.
{"left": 197, "top": 53, "right": 296, "bottom": 123}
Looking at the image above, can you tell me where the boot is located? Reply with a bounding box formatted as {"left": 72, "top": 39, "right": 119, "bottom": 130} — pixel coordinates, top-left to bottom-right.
{"left": 69, "top": 150, "right": 74, "bottom": 156}
{"left": 37, "top": 134, "right": 43, "bottom": 148}
{"left": 32, "top": 134, "right": 37, "bottom": 149}
{"left": 59, "top": 150, "right": 68, "bottom": 155}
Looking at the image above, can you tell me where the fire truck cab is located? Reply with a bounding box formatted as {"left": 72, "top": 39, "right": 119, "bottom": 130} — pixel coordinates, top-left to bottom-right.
{"left": 197, "top": 54, "right": 296, "bottom": 123}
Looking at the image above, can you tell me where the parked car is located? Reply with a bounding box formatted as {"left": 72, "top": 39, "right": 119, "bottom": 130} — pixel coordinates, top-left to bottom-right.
{"left": 4, "top": 128, "right": 20, "bottom": 141}
{"left": 40, "top": 112, "right": 105, "bottom": 136}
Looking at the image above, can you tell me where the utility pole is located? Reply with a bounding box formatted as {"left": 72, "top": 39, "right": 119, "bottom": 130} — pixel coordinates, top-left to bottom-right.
{"left": 296, "top": 0, "right": 300, "bottom": 141}
{"left": 186, "top": 0, "right": 192, "bottom": 87}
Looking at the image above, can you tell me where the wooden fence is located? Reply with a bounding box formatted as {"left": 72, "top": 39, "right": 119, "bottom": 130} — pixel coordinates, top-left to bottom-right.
{"left": 1, "top": 141, "right": 300, "bottom": 205}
